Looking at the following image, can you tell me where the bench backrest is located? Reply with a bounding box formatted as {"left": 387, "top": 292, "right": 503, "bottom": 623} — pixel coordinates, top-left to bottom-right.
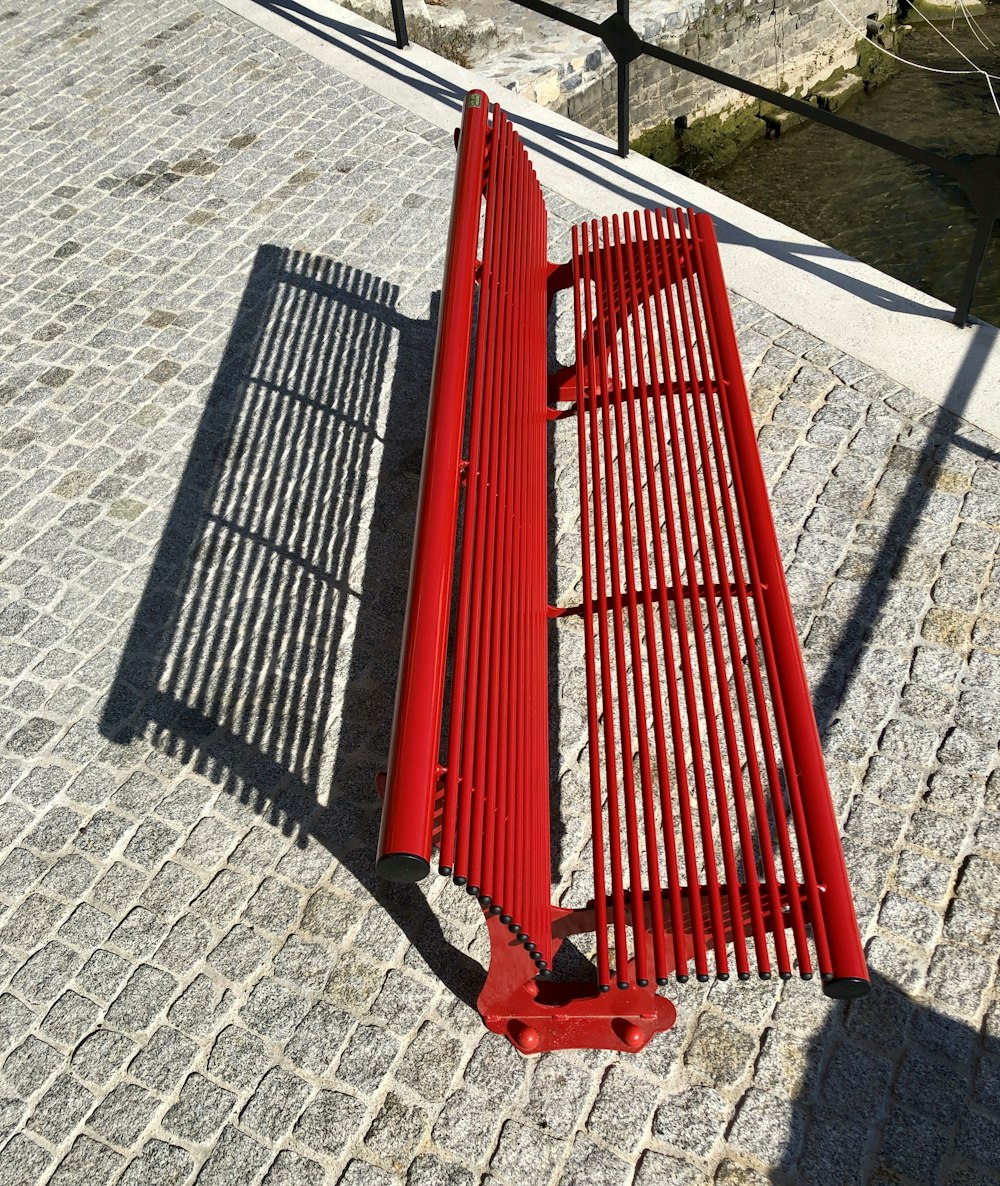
{"left": 377, "top": 94, "right": 555, "bottom": 963}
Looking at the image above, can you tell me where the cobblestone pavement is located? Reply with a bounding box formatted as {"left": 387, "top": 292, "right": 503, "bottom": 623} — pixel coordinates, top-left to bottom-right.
{"left": 1, "top": 2, "right": 1000, "bottom": 1184}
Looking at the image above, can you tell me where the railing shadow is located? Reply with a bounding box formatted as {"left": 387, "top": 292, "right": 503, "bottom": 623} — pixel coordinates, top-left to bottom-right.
{"left": 811, "top": 321, "right": 997, "bottom": 738}
{"left": 99, "top": 243, "right": 484, "bottom": 1007}
{"left": 775, "top": 966, "right": 1000, "bottom": 1182}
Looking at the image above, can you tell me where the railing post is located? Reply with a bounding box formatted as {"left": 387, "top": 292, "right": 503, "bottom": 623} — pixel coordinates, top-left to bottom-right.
{"left": 389, "top": 0, "right": 409, "bottom": 48}
{"left": 617, "top": 0, "right": 629, "bottom": 158}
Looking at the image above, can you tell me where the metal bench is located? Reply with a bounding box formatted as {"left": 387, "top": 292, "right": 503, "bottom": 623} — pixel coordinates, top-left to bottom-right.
{"left": 376, "top": 90, "right": 869, "bottom": 1054}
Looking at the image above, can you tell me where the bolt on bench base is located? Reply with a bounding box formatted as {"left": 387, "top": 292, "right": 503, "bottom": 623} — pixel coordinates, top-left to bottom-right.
{"left": 479, "top": 915, "right": 676, "bottom": 1055}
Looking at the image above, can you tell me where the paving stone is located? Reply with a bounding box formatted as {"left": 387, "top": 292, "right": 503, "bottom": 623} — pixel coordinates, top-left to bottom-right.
{"left": 91, "top": 864, "right": 149, "bottom": 915}
{"left": 195, "top": 1124, "right": 270, "bottom": 1185}
{"left": 106, "top": 964, "right": 177, "bottom": 1032}
{"left": 208, "top": 1024, "right": 271, "bottom": 1091}
{"left": 167, "top": 973, "right": 234, "bottom": 1036}
{"left": 273, "top": 936, "right": 330, "bottom": 992}
{"left": 653, "top": 1085, "right": 730, "bottom": 1157}
{"left": 0, "top": 1134, "right": 52, "bottom": 1186}
{"left": 285, "top": 1001, "right": 352, "bottom": 1074}
{"left": 162, "top": 1073, "right": 237, "bottom": 1143}
{"left": 634, "top": 1151, "right": 702, "bottom": 1186}
{"left": 130, "top": 1026, "right": 199, "bottom": 1093}
{"left": 40, "top": 991, "right": 102, "bottom": 1046}
{"left": 489, "top": 1120, "right": 565, "bottom": 1186}
{"left": 240, "top": 1066, "right": 312, "bottom": 1142}
{"left": 521, "top": 1055, "right": 594, "bottom": 1138}
{"left": 463, "top": 1031, "right": 527, "bottom": 1102}
{"left": 0, "top": 993, "right": 36, "bottom": 1054}
{"left": 261, "top": 1151, "right": 325, "bottom": 1186}
{"left": 118, "top": 1140, "right": 195, "bottom": 1186}
{"left": 48, "top": 1135, "right": 124, "bottom": 1185}
{"left": 192, "top": 869, "right": 255, "bottom": 926}
{"left": 560, "top": 1135, "right": 631, "bottom": 1186}
{"left": 87, "top": 1081, "right": 161, "bottom": 1148}
{"left": 2, "top": 1036, "right": 62, "bottom": 1096}
{"left": 335, "top": 1023, "right": 400, "bottom": 1094}
{"left": 294, "top": 1089, "right": 367, "bottom": 1157}
{"left": 340, "top": 1161, "right": 400, "bottom": 1186}
{"left": 0, "top": 848, "right": 44, "bottom": 899}
{"left": 366, "top": 1091, "right": 430, "bottom": 1168}
{"left": 878, "top": 1104, "right": 951, "bottom": 1179}
{"left": 299, "top": 888, "right": 358, "bottom": 941}
{"left": 325, "top": 954, "right": 386, "bottom": 1013}
{"left": 240, "top": 978, "right": 310, "bottom": 1042}
{"left": 71, "top": 1029, "right": 137, "bottom": 1087}
{"left": 208, "top": 923, "right": 272, "bottom": 981}
{"left": 75, "top": 948, "right": 132, "bottom": 1001}
{"left": 586, "top": 1065, "right": 659, "bottom": 1152}
{"left": 170, "top": 803, "right": 228, "bottom": 851}
{"left": 123, "top": 819, "right": 182, "bottom": 867}
{"left": 406, "top": 1155, "right": 474, "bottom": 1186}
{"left": 244, "top": 877, "right": 302, "bottom": 934}
{"left": 26, "top": 1073, "right": 96, "bottom": 1145}
{"left": 0, "top": 891, "right": 68, "bottom": 949}
{"left": 432, "top": 1089, "right": 501, "bottom": 1163}
{"left": 394, "top": 1019, "right": 465, "bottom": 1099}
{"left": 108, "top": 905, "right": 171, "bottom": 959}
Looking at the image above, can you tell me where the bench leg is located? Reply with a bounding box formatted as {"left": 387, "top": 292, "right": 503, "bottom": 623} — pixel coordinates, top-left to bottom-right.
{"left": 477, "top": 913, "right": 677, "bottom": 1055}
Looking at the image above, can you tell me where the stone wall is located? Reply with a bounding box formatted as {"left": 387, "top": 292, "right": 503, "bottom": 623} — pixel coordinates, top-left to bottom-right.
{"left": 539, "top": 0, "right": 879, "bottom": 140}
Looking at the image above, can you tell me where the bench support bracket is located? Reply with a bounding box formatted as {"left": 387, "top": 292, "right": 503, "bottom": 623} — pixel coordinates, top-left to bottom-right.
{"left": 478, "top": 913, "right": 676, "bottom": 1054}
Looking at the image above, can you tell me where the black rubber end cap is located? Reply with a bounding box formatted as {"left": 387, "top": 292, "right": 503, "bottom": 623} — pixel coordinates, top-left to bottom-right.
{"left": 617, "top": 980, "right": 630, "bottom": 990}
{"left": 508, "top": 923, "right": 520, "bottom": 934}
{"left": 500, "top": 914, "right": 512, "bottom": 925}
{"left": 823, "top": 977, "right": 871, "bottom": 1001}
{"left": 454, "top": 875, "right": 467, "bottom": 887}
{"left": 637, "top": 978, "right": 649, "bottom": 987}
{"left": 656, "top": 977, "right": 669, "bottom": 986}
{"left": 779, "top": 971, "right": 792, "bottom": 981}
{"left": 696, "top": 974, "right": 710, "bottom": 983}
{"left": 759, "top": 971, "right": 772, "bottom": 980}
{"left": 479, "top": 895, "right": 491, "bottom": 908}
{"left": 376, "top": 853, "right": 430, "bottom": 883}
{"left": 738, "top": 972, "right": 751, "bottom": 981}
{"left": 438, "top": 864, "right": 452, "bottom": 877}
{"left": 676, "top": 974, "right": 689, "bottom": 984}
{"left": 466, "top": 885, "right": 480, "bottom": 897}
{"left": 717, "top": 973, "right": 729, "bottom": 982}
{"left": 599, "top": 984, "right": 611, "bottom": 993}
{"left": 488, "top": 905, "right": 502, "bottom": 916}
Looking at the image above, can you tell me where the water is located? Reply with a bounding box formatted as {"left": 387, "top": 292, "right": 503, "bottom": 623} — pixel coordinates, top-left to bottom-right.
{"left": 703, "top": 12, "right": 1000, "bottom": 325}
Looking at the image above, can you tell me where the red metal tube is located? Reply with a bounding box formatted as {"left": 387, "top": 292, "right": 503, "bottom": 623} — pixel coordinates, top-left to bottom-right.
{"left": 628, "top": 209, "right": 693, "bottom": 980}
{"left": 377, "top": 92, "right": 489, "bottom": 882}
{"left": 640, "top": 207, "right": 709, "bottom": 977}
{"left": 691, "top": 214, "right": 868, "bottom": 996}
{"left": 572, "top": 222, "right": 612, "bottom": 991}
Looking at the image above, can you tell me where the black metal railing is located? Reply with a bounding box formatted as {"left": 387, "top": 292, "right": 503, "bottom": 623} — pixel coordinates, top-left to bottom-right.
{"left": 388, "top": 0, "right": 998, "bottom": 327}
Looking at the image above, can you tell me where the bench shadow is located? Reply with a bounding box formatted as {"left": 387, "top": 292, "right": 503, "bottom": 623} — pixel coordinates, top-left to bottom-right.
{"left": 99, "top": 243, "right": 483, "bottom": 1008}
{"left": 776, "top": 965, "right": 1000, "bottom": 1183}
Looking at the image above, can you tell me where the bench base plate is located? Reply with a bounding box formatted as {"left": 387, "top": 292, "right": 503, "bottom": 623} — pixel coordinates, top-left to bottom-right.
{"left": 478, "top": 915, "right": 677, "bottom": 1054}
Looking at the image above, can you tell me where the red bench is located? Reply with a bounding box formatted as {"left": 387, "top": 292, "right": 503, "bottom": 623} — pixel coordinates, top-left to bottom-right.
{"left": 376, "top": 90, "right": 869, "bottom": 1054}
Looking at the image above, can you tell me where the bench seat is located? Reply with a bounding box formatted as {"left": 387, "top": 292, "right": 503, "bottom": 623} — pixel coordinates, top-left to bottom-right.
{"left": 376, "top": 90, "right": 869, "bottom": 1054}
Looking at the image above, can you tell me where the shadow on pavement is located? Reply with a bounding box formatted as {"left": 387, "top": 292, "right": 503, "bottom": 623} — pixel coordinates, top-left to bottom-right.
{"left": 99, "top": 243, "right": 484, "bottom": 1008}
{"left": 775, "top": 966, "right": 1000, "bottom": 1184}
